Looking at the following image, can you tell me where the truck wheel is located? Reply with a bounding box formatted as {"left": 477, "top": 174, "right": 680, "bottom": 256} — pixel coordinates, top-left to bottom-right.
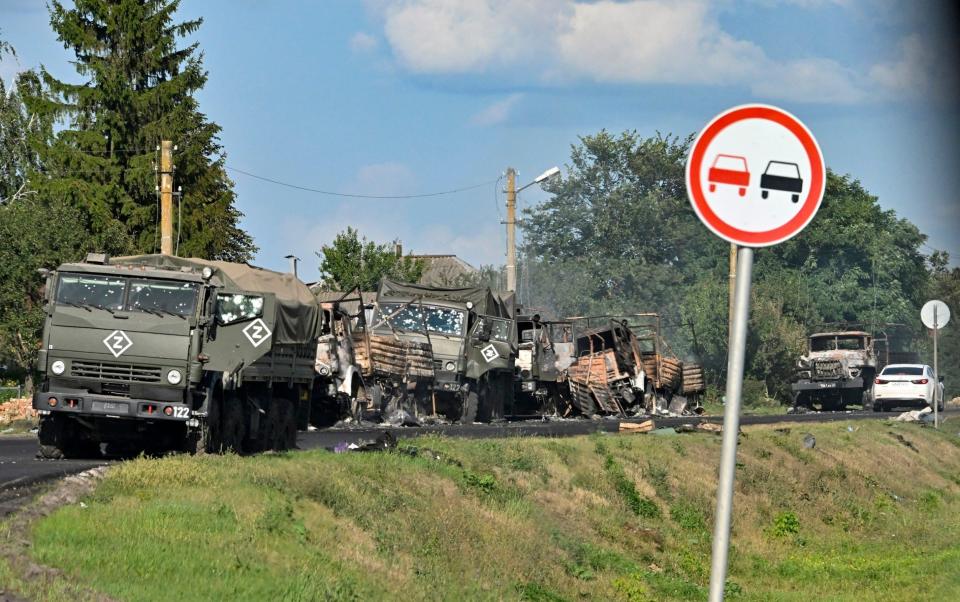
{"left": 37, "top": 415, "right": 99, "bottom": 459}
{"left": 221, "top": 393, "right": 245, "bottom": 453}
{"left": 461, "top": 388, "right": 479, "bottom": 424}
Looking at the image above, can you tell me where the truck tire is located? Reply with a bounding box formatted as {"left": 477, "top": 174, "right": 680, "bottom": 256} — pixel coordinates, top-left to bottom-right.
{"left": 221, "top": 393, "right": 245, "bottom": 453}
{"left": 461, "top": 388, "right": 478, "bottom": 424}
{"left": 37, "top": 415, "right": 99, "bottom": 459}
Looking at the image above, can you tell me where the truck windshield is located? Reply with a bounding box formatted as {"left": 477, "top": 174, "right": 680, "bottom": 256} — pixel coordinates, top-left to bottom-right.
{"left": 56, "top": 274, "right": 126, "bottom": 310}
{"left": 128, "top": 279, "right": 199, "bottom": 316}
{"left": 811, "top": 336, "right": 865, "bottom": 351}
{"left": 378, "top": 303, "right": 465, "bottom": 336}
{"left": 57, "top": 274, "right": 199, "bottom": 316}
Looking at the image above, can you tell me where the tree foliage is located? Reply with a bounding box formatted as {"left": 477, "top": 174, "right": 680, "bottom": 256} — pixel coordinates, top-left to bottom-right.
{"left": 317, "top": 227, "right": 425, "bottom": 291}
{"left": 521, "top": 130, "right": 933, "bottom": 398}
{"left": 25, "top": 0, "right": 255, "bottom": 260}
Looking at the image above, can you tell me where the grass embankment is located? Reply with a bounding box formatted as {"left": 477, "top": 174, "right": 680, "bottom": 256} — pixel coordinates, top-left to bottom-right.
{"left": 3, "top": 421, "right": 960, "bottom": 601}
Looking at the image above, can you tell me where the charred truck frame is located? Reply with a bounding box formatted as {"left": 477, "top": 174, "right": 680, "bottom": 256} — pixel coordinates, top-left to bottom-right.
{"left": 33, "top": 254, "right": 319, "bottom": 457}
{"left": 513, "top": 315, "right": 575, "bottom": 415}
{"left": 792, "top": 331, "right": 877, "bottom": 410}
{"left": 356, "top": 279, "right": 516, "bottom": 423}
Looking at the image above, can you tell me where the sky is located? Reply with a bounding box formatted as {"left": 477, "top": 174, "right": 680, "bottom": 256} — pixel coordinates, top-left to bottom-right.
{"left": 2, "top": 0, "right": 959, "bottom": 277}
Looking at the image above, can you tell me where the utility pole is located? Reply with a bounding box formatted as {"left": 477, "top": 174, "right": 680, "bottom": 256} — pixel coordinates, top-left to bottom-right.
{"left": 505, "top": 167, "right": 517, "bottom": 292}
{"left": 160, "top": 140, "right": 174, "bottom": 256}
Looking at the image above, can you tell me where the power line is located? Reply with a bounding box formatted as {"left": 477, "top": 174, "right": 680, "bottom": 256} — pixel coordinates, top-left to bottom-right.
{"left": 225, "top": 165, "right": 496, "bottom": 199}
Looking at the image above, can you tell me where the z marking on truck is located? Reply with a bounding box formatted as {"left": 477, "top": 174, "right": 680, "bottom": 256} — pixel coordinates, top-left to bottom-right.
{"left": 481, "top": 344, "right": 500, "bottom": 363}
{"left": 103, "top": 330, "right": 133, "bottom": 358}
{"left": 242, "top": 318, "right": 272, "bottom": 347}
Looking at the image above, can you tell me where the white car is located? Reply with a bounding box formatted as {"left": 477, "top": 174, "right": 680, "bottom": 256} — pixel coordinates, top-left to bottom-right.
{"left": 872, "top": 364, "right": 944, "bottom": 412}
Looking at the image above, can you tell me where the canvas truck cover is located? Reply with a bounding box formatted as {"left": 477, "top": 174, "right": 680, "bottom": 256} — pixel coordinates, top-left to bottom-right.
{"left": 377, "top": 278, "right": 515, "bottom": 319}
{"left": 109, "top": 255, "right": 320, "bottom": 344}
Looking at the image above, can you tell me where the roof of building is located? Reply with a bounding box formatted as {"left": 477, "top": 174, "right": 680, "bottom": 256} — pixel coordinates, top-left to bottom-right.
{"left": 410, "top": 254, "right": 478, "bottom": 286}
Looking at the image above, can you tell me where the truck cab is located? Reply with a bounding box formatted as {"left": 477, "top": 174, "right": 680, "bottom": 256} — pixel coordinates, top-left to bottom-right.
{"left": 792, "top": 331, "right": 876, "bottom": 410}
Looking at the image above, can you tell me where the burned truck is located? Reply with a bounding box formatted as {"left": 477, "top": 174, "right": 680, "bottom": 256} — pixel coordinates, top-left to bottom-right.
{"left": 566, "top": 318, "right": 648, "bottom": 416}
{"left": 310, "top": 292, "right": 371, "bottom": 425}
{"left": 33, "top": 253, "right": 319, "bottom": 457}
{"left": 355, "top": 279, "right": 516, "bottom": 423}
{"left": 513, "top": 315, "right": 575, "bottom": 416}
{"left": 792, "top": 331, "right": 877, "bottom": 410}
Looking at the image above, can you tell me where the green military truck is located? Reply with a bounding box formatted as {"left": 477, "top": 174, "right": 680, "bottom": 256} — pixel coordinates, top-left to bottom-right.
{"left": 356, "top": 279, "right": 516, "bottom": 423}
{"left": 33, "top": 253, "right": 320, "bottom": 457}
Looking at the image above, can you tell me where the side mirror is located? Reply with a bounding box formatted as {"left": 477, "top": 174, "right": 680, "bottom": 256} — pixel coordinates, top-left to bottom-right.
{"left": 939, "top": 376, "right": 944, "bottom": 383}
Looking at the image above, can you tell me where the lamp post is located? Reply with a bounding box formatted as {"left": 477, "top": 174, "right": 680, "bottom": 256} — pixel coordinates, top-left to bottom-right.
{"left": 504, "top": 166, "right": 560, "bottom": 292}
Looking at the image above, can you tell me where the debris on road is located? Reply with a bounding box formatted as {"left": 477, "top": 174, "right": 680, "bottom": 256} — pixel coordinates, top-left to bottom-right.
{"left": 893, "top": 407, "right": 934, "bottom": 423}
{"left": 803, "top": 433, "right": 816, "bottom": 449}
{"left": 619, "top": 419, "right": 654, "bottom": 434}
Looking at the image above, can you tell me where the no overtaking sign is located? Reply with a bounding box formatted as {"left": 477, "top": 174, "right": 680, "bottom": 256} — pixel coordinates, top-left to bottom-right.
{"left": 686, "top": 104, "right": 825, "bottom": 247}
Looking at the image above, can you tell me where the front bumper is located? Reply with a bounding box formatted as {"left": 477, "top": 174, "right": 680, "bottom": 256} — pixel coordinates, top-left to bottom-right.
{"left": 791, "top": 377, "right": 863, "bottom": 392}
{"left": 33, "top": 390, "right": 192, "bottom": 422}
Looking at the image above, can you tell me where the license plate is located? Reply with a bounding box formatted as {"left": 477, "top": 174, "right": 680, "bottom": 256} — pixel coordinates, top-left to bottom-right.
{"left": 93, "top": 401, "right": 129, "bottom": 414}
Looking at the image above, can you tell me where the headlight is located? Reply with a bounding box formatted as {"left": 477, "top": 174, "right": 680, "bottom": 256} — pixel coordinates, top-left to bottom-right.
{"left": 201, "top": 266, "right": 214, "bottom": 280}
{"left": 444, "top": 361, "right": 456, "bottom": 371}
{"left": 166, "top": 369, "right": 183, "bottom": 385}
{"left": 51, "top": 360, "right": 66, "bottom": 375}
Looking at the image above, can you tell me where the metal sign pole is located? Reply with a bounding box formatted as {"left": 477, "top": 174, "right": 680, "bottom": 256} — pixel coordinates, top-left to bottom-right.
{"left": 708, "top": 245, "right": 754, "bottom": 602}
{"left": 933, "top": 306, "right": 939, "bottom": 429}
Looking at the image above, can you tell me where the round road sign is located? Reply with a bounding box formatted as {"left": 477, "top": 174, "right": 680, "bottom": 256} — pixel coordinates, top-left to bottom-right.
{"left": 686, "top": 104, "right": 826, "bottom": 247}
{"left": 921, "top": 300, "right": 950, "bottom": 330}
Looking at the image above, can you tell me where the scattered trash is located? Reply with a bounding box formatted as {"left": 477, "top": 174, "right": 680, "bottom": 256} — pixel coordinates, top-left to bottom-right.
{"left": 385, "top": 409, "right": 421, "bottom": 427}
{"left": 619, "top": 419, "right": 654, "bottom": 434}
{"left": 696, "top": 422, "right": 723, "bottom": 433}
{"left": 888, "top": 432, "right": 919, "bottom": 453}
{"left": 802, "top": 434, "right": 816, "bottom": 449}
{"left": 651, "top": 427, "right": 679, "bottom": 437}
{"left": 79, "top": 501, "right": 87, "bottom": 509}
{"left": 893, "top": 407, "right": 934, "bottom": 423}
{"left": 329, "top": 431, "right": 398, "bottom": 453}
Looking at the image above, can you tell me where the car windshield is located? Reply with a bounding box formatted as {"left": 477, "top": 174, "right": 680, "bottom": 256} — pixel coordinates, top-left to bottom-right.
{"left": 56, "top": 274, "right": 126, "bottom": 310}
{"left": 881, "top": 366, "right": 923, "bottom": 376}
{"left": 128, "top": 279, "right": 199, "bottom": 316}
{"left": 714, "top": 155, "right": 747, "bottom": 171}
{"left": 766, "top": 161, "right": 800, "bottom": 178}
{"left": 378, "top": 303, "right": 465, "bottom": 336}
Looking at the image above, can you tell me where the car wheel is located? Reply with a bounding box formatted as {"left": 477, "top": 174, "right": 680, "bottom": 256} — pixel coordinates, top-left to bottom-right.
{"left": 761, "top": 189, "right": 769, "bottom": 199}
{"left": 791, "top": 194, "right": 799, "bottom": 203}
{"left": 738, "top": 187, "right": 746, "bottom": 197}
{"left": 709, "top": 183, "right": 716, "bottom": 192}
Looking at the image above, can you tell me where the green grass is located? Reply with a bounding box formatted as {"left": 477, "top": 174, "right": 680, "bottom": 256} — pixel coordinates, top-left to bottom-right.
{"left": 3, "top": 421, "right": 960, "bottom": 601}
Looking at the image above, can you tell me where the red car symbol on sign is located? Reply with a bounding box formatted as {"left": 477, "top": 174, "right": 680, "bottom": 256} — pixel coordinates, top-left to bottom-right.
{"left": 708, "top": 154, "right": 750, "bottom": 197}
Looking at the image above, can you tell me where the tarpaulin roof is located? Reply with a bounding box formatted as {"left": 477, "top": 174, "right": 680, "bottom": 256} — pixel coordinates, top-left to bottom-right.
{"left": 377, "top": 278, "right": 515, "bottom": 319}
{"left": 110, "top": 255, "right": 320, "bottom": 344}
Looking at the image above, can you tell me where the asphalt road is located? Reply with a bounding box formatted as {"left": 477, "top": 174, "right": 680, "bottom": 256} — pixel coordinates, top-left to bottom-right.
{"left": 1, "top": 408, "right": 955, "bottom": 511}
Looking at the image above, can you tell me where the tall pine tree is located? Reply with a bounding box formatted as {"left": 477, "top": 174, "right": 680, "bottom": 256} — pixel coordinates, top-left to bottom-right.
{"left": 26, "top": 0, "right": 255, "bottom": 260}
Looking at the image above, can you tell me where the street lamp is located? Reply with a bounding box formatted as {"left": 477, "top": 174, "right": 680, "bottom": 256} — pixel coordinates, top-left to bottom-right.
{"left": 505, "top": 165, "right": 560, "bottom": 292}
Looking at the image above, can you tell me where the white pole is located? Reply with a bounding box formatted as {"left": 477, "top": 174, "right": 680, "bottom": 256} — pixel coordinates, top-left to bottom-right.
{"left": 933, "top": 306, "right": 939, "bottom": 429}
{"left": 708, "top": 245, "right": 754, "bottom": 602}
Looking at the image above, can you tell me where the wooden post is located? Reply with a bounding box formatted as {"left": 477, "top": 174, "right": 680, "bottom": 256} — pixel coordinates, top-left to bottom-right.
{"left": 505, "top": 167, "right": 517, "bottom": 292}
{"left": 160, "top": 140, "right": 174, "bottom": 255}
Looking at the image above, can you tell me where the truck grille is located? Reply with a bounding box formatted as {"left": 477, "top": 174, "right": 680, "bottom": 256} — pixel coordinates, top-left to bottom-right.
{"left": 813, "top": 359, "right": 843, "bottom": 379}
{"left": 71, "top": 361, "right": 163, "bottom": 383}
{"left": 434, "top": 359, "right": 444, "bottom": 372}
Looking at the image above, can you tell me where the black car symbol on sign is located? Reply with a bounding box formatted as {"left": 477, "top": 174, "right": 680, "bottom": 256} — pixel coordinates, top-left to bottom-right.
{"left": 760, "top": 161, "right": 803, "bottom": 203}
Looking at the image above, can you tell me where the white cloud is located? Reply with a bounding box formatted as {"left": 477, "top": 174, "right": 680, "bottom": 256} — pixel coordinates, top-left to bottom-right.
{"left": 366, "top": 0, "right": 952, "bottom": 105}
{"left": 555, "top": 1, "right": 765, "bottom": 85}
{"left": 349, "top": 31, "right": 379, "bottom": 53}
{"left": 869, "top": 34, "right": 958, "bottom": 102}
{"left": 378, "top": 0, "right": 560, "bottom": 73}
{"left": 470, "top": 93, "right": 524, "bottom": 126}
{"left": 751, "top": 57, "right": 865, "bottom": 104}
